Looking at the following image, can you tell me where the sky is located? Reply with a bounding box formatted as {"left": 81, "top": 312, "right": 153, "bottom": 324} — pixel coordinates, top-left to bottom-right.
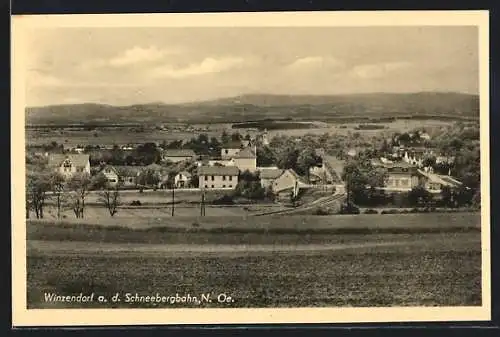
{"left": 24, "top": 26, "right": 479, "bottom": 106}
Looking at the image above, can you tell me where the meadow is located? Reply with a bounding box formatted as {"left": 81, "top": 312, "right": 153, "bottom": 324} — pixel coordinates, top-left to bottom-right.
{"left": 27, "top": 231, "right": 481, "bottom": 308}
{"left": 26, "top": 119, "right": 455, "bottom": 147}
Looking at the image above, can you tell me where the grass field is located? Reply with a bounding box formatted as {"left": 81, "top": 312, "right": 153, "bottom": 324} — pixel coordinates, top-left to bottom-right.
{"left": 28, "top": 212, "right": 480, "bottom": 231}
{"left": 26, "top": 119, "right": 454, "bottom": 147}
{"left": 26, "top": 213, "right": 482, "bottom": 308}
{"left": 27, "top": 233, "right": 481, "bottom": 308}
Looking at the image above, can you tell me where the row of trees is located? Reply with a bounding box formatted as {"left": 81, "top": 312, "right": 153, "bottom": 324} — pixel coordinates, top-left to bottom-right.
{"left": 26, "top": 172, "right": 121, "bottom": 219}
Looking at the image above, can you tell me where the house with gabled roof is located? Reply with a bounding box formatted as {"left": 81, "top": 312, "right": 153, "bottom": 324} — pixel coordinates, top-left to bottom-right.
{"left": 162, "top": 149, "right": 197, "bottom": 163}
{"left": 271, "top": 169, "right": 309, "bottom": 199}
{"left": 174, "top": 171, "right": 192, "bottom": 188}
{"left": 198, "top": 166, "right": 239, "bottom": 190}
{"left": 48, "top": 154, "right": 90, "bottom": 179}
{"left": 259, "top": 168, "right": 283, "bottom": 189}
{"left": 233, "top": 146, "right": 257, "bottom": 172}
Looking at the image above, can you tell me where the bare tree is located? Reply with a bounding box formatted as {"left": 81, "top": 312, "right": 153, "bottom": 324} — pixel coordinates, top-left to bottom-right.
{"left": 50, "top": 172, "right": 66, "bottom": 219}
{"left": 98, "top": 184, "right": 121, "bottom": 217}
{"left": 27, "top": 172, "right": 51, "bottom": 219}
{"left": 68, "top": 173, "right": 92, "bottom": 218}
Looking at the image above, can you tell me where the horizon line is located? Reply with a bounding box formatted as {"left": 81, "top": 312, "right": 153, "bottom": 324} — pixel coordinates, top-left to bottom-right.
{"left": 26, "top": 90, "right": 479, "bottom": 109}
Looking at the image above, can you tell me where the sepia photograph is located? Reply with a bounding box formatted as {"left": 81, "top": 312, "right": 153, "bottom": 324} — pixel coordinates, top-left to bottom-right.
{"left": 11, "top": 11, "right": 490, "bottom": 326}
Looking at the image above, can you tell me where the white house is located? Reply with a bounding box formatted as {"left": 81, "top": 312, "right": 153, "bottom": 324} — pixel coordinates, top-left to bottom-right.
{"left": 174, "top": 171, "right": 192, "bottom": 188}
{"left": 99, "top": 165, "right": 120, "bottom": 186}
{"left": 198, "top": 166, "right": 239, "bottom": 190}
{"left": 48, "top": 154, "right": 91, "bottom": 179}
{"left": 259, "top": 168, "right": 283, "bottom": 189}
{"left": 271, "top": 169, "right": 308, "bottom": 198}
{"left": 233, "top": 146, "right": 257, "bottom": 173}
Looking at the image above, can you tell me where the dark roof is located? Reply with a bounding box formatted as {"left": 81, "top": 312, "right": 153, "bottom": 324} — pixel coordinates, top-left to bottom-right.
{"left": 221, "top": 140, "right": 243, "bottom": 149}
{"left": 233, "top": 147, "right": 256, "bottom": 159}
{"left": 197, "top": 166, "right": 239, "bottom": 176}
{"left": 163, "top": 149, "right": 196, "bottom": 157}
{"left": 48, "top": 154, "right": 89, "bottom": 168}
{"left": 259, "top": 169, "right": 283, "bottom": 179}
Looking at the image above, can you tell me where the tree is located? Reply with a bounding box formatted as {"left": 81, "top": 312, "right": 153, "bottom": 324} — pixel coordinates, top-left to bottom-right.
{"left": 275, "top": 146, "right": 299, "bottom": 171}
{"left": 408, "top": 186, "right": 432, "bottom": 207}
{"left": 68, "top": 173, "right": 92, "bottom": 218}
{"left": 231, "top": 132, "right": 242, "bottom": 142}
{"left": 441, "top": 185, "right": 453, "bottom": 207}
{"left": 256, "top": 146, "right": 276, "bottom": 167}
{"left": 297, "top": 147, "right": 321, "bottom": 182}
{"left": 49, "top": 172, "right": 66, "bottom": 219}
{"left": 27, "top": 172, "right": 51, "bottom": 219}
{"left": 221, "top": 130, "right": 230, "bottom": 144}
{"left": 91, "top": 172, "right": 109, "bottom": 190}
{"left": 98, "top": 184, "right": 121, "bottom": 217}
{"left": 137, "top": 169, "right": 160, "bottom": 189}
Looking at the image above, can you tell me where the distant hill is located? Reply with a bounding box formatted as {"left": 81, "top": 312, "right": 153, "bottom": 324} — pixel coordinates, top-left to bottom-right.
{"left": 26, "top": 92, "right": 479, "bottom": 126}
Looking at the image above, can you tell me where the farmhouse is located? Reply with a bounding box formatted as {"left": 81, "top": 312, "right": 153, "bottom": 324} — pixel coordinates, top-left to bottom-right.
{"left": 114, "top": 166, "right": 142, "bottom": 187}
{"left": 259, "top": 168, "right": 283, "bottom": 189}
{"left": 48, "top": 154, "right": 91, "bottom": 179}
{"left": 272, "top": 169, "right": 309, "bottom": 199}
{"left": 198, "top": 166, "right": 239, "bottom": 190}
{"left": 99, "top": 165, "right": 120, "bottom": 186}
{"left": 162, "top": 149, "right": 196, "bottom": 163}
{"left": 233, "top": 146, "right": 257, "bottom": 172}
{"left": 174, "top": 171, "right": 192, "bottom": 188}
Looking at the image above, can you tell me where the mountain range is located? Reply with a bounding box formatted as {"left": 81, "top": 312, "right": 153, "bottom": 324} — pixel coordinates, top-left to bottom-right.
{"left": 25, "top": 92, "right": 479, "bottom": 125}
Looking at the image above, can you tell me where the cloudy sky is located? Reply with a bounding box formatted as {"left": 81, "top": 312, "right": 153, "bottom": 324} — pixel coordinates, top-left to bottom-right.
{"left": 25, "top": 26, "right": 478, "bottom": 106}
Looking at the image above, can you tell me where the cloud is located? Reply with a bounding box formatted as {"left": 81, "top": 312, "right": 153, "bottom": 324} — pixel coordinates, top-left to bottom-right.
{"left": 350, "top": 61, "right": 413, "bottom": 79}
{"left": 27, "top": 71, "right": 65, "bottom": 87}
{"left": 287, "top": 56, "right": 345, "bottom": 70}
{"left": 79, "top": 46, "right": 182, "bottom": 71}
{"left": 151, "top": 56, "right": 248, "bottom": 79}
{"left": 109, "top": 46, "right": 175, "bottom": 67}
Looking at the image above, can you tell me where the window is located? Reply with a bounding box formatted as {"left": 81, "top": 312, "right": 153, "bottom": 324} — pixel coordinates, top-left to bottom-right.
{"left": 229, "top": 176, "right": 232, "bottom": 181}
{"left": 211, "top": 176, "right": 214, "bottom": 181}
{"left": 205, "top": 185, "right": 208, "bottom": 188}
{"left": 222, "top": 175, "right": 226, "bottom": 181}
{"left": 205, "top": 175, "right": 208, "bottom": 180}
{"left": 225, "top": 149, "right": 228, "bottom": 154}
{"left": 211, "top": 185, "right": 214, "bottom": 188}
{"left": 222, "top": 185, "right": 226, "bottom": 188}
{"left": 229, "top": 185, "right": 232, "bottom": 188}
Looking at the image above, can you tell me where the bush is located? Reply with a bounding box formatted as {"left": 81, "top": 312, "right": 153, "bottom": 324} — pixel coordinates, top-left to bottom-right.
{"left": 363, "top": 209, "right": 378, "bottom": 214}
{"left": 191, "top": 222, "right": 200, "bottom": 228}
{"left": 213, "top": 194, "right": 234, "bottom": 205}
{"left": 130, "top": 200, "right": 142, "bottom": 206}
{"left": 380, "top": 209, "right": 400, "bottom": 214}
{"left": 314, "top": 207, "right": 331, "bottom": 215}
{"left": 338, "top": 202, "right": 360, "bottom": 215}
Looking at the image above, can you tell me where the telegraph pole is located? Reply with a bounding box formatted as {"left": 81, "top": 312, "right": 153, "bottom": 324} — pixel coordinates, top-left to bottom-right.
{"left": 200, "top": 184, "right": 206, "bottom": 216}
{"left": 171, "top": 184, "right": 175, "bottom": 216}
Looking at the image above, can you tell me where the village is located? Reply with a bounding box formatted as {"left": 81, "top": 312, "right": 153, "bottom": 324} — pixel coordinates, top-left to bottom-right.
{"left": 25, "top": 124, "right": 475, "bottom": 219}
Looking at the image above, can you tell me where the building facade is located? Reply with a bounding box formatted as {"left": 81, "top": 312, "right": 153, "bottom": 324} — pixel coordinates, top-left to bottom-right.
{"left": 198, "top": 166, "right": 239, "bottom": 189}
{"left": 48, "top": 154, "right": 91, "bottom": 179}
